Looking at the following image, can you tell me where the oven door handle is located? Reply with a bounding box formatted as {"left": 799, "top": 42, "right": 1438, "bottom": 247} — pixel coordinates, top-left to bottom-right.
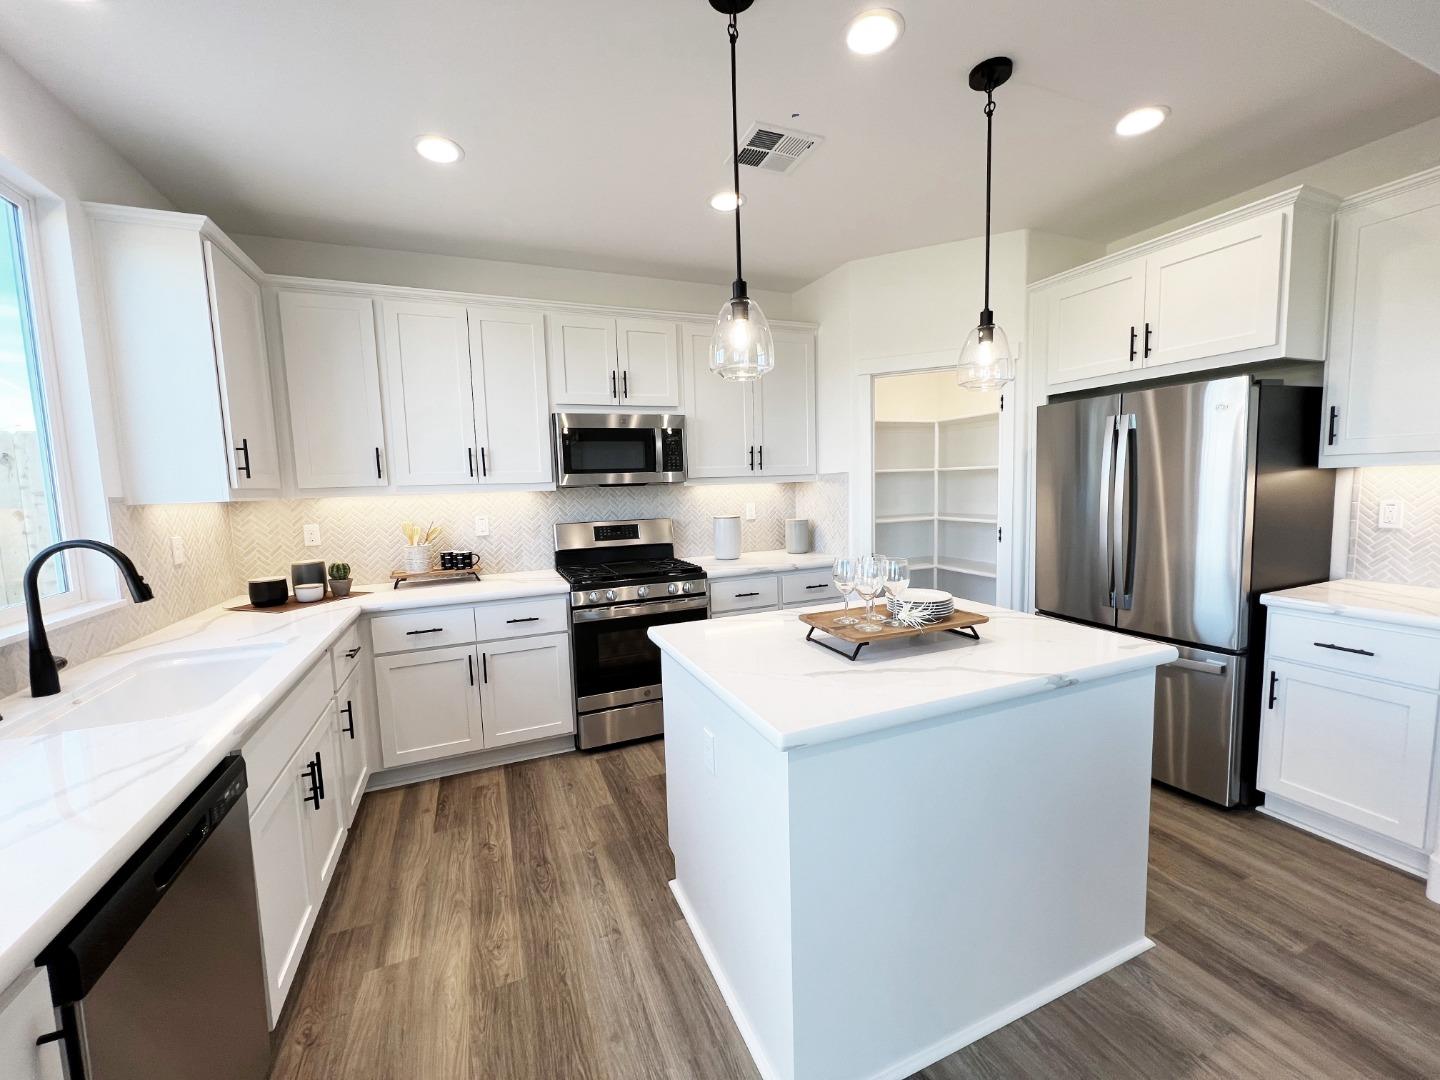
{"left": 572, "top": 596, "right": 710, "bottom": 622}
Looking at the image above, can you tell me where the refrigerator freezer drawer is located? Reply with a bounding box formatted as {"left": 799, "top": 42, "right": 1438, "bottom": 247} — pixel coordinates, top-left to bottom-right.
{"left": 1153, "top": 644, "right": 1246, "bottom": 806}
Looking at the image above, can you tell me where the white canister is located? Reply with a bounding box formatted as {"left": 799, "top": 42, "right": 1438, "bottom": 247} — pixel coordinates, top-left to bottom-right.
{"left": 402, "top": 544, "right": 434, "bottom": 573}
{"left": 713, "top": 515, "right": 741, "bottom": 561}
{"left": 785, "top": 518, "right": 812, "bottom": 554}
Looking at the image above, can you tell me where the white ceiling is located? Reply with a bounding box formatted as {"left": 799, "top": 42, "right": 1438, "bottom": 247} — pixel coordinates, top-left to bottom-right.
{"left": 3, "top": 0, "right": 1439, "bottom": 291}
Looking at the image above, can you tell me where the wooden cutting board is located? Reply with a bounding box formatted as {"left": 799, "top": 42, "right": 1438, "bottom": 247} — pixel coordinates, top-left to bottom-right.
{"left": 799, "top": 605, "right": 989, "bottom": 644}
{"left": 227, "top": 590, "right": 369, "bottom": 614}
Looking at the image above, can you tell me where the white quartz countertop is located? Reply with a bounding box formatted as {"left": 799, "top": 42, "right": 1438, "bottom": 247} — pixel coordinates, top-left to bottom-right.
{"left": 649, "top": 604, "right": 1178, "bottom": 751}
{"left": 0, "top": 569, "right": 566, "bottom": 991}
{"left": 1262, "top": 578, "right": 1440, "bottom": 632}
{"left": 684, "top": 550, "right": 834, "bottom": 579}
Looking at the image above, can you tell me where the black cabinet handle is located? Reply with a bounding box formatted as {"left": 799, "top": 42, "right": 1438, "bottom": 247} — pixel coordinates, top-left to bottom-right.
{"left": 758, "top": 445, "right": 763, "bottom": 471}
{"left": 235, "top": 437, "right": 251, "bottom": 479}
{"left": 1267, "top": 670, "right": 1278, "bottom": 709}
{"left": 506, "top": 616, "right": 540, "bottom": 624}
{"left": 1314, "top": 641, "right": 1375, "bottom": 657}
{"left": 735, "top": 591, "right": 761, "bottom": 598}
{"left": 303, "top": 757, "right": 321, "bottom": 809}
{"left": 341, "top": 701, "right": 355, "bottom": 738}
{"left": 1143, "top": 322, "right": 1153, "bottom": 358}
{"left": 804, "top": 583, "right": 828, "bottom": 590}
{"left": 406, "top": 627, "right": 445, "bottom": 636}
{"left": 375, "top": 447, "right": 384, "bottom": 479}
{"left": 36, "top": 1030, "right": 65, "bottom": 1048}
{"left": 482, "top": 652, "right": 488, "bottom": 684}
{"left": 345, "top": 646, "right": 361, "bottom": 660}
{"left": 1128, "top": 326, "right": 1137, "bottom": 364}
{"left": 749, "top": 446, "right": 755, "bottom": 471}
{"left": 468, "top": 652, "right": 474, "bottom": 686}
{"left": 481, "top": 447, "right": 488, "bottom": 477}
{"left": 1327, "top": 406, "right": 1339, "bottom": 446}
{"left": 611, "top": 370, "right": 617, "bottom": 399}
{"left": 314, "top": 751, "right": 326, "bottom": 801}
{"left": 468, "top": 447, "right": 475, "bottom": 477}
{"left": 622, "top": 370, "right": 629, "bottom": 398}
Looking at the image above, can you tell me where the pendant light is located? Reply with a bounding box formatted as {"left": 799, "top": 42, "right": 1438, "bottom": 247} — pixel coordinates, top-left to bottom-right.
{"left": 957, "top": 56, "right": 1016, "bottom": 391}
{"left": 707, "top": 0, "right": 774, "bottom": 381}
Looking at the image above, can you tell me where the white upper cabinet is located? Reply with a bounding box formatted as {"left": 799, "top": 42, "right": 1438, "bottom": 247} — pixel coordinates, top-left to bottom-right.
{"left": 1320, "top": 167, "right": 1440, "bottom": 467}
{"left": 382, "top": 299, "right": 476, "bottom": 486}
{"left": 276, "top": 290, "right": 388, "bottom": 489}
{"left": 86, "top": 204, "right": 281, "bottom": 503}
{"left": 469, "top": 306, "right": 551, "bottom": 485}
{"left": 1042, "top": 257, "right": 1146, "bottom": 385}
{"left": 1032, "top": 188, "right": 1336, "bottom": 393}
{"left": 547, "top": 312, "right": 681, "bottom": 409}
{"left": 682, "top": 321, "right": 753, "bottom": 477}
{"left": 755, "top": 329, "right": 817, "bottom": 477}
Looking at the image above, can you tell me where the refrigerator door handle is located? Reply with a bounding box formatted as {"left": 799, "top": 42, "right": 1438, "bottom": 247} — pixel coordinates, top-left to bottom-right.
{"left": 1100, "top": 415, "right": 1118, "bottom": 608}
{"left": 1113, "top": 413, "right": 1138, "bottom": 611}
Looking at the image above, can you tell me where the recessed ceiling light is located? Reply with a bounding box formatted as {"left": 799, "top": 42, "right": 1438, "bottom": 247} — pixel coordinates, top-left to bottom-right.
{"left": 1115, "top": 106, "right": 1169, "bottom": 137}
{"left": 413, "top": 134, "right": 464, "bottom": 164}
{"left": 846, "top": 9, "right": 905, "bottom": 55}
{"left": 708, "top": 191, "right": 746, "bottom": 212}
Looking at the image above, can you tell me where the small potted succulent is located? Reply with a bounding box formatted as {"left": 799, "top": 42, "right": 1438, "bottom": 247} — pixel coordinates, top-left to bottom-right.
{"left": 327, "top": 562, "right": 353, "bottom": 598}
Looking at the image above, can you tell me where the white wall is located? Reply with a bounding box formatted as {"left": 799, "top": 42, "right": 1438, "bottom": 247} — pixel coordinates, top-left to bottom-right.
{"left": 233, "top": 233, "right": 793, "bottom": 320}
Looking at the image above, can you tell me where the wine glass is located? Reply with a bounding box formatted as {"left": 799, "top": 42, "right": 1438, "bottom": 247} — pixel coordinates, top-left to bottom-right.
{"left": 831, "top": 556, "right": 859, "bottom": 625}
{"left": 882, "top": 557, "right": 912, "bottom": 626}
{"left": 853, "top": 554, "right": 885, "bottom": 633}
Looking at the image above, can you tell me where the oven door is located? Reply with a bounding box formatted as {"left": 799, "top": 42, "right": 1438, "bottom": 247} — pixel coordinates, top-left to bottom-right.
{"left": 570, "top": 594, "right": 709, "bottom": 711}
{"left": 553, "top": 413, "right": 684, "bottom": 486}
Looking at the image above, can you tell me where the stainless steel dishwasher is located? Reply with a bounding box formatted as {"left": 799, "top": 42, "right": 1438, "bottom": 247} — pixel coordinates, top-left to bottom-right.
{"left": 38, "top": 754, "right": 271, "bottom": 1080}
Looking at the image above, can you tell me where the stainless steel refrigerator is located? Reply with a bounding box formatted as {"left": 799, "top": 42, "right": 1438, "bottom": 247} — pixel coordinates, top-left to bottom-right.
{"left": 1035, "top": 374, "right": 1334, "bottom": 806}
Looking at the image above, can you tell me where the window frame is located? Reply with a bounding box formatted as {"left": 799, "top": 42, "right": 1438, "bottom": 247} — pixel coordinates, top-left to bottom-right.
{"left": 0, "top": 176, "right": 91, "bottom": 625}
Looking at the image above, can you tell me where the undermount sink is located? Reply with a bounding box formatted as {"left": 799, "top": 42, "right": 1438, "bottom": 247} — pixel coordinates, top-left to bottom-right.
{"left": 39, "top": 646, "right": 285, "bottom": 730}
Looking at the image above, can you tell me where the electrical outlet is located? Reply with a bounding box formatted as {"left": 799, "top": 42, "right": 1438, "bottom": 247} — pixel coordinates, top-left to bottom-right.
{"left": 474, "top": 516, "right": 491, "bottom": 538}
{"left": 303, "top": 523, "right": 321, "bottom": 547}
{"left": 744, "top": 501, "right": 756, "bottom": 521}
{"left": 1378, "top": 499, "right": 1405, "bottom": 530}
{"left": 703, "top": 728, "right": 717, "bottom": 775}
{"left": 169, "top": 536, "right": 185, "bottom": 566}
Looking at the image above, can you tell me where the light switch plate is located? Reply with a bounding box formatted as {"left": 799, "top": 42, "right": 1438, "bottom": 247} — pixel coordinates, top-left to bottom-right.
{"left": 303, "top": 523, "right": 322, "bottom": 547}
{"left": 744, "top": 501, "right": 756, "bottom": 521}
{"left": 169, "top": 536, "right": 185, "bottom": 566}
{"left": 474, "top": 516, "right": 491, "bottom": 538}
{"left": 1378, "top": 499, "right": 1405, "bottom": 530}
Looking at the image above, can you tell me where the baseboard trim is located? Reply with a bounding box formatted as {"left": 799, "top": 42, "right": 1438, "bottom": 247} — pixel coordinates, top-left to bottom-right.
{"left": 366, "top": 734, "right": 575, "bottom": 791}
{"left": 1258, "top": 797, "right": 1428, "bottom": 877}
{"left": 671, "top": 878, "right": 1152, "bottom": 1080}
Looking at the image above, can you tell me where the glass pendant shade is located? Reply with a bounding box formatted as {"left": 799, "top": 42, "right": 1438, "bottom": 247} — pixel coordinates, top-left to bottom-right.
{"left": 956, "top": 320, "right": 1014, "bottom": 390}
{"left": 709, "top": 294, "right": 775, "bottom": 380}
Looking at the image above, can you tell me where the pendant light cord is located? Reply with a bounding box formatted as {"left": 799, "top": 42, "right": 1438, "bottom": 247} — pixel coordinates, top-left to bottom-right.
{"left": 982, "top": 89, "right": 995, "bottom": 320}
{"left": 729, "top": 15, "right": 744, "bottom": 292}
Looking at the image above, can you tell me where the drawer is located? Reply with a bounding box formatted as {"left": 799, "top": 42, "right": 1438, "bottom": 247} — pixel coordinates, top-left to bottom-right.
{"left": 330, "top": 621, "right": 363, "bottom": 688}
{"left": 474, "top": 596, "right": 568, "bottom": 641}
{"left": 1266, "top": 610, "right": 1440, "bottom": 690}
{"left": 370, "top": 605, "right": 477, "bottom": 654}
{"left": 710, "top": 574, "right": 779, "bottom": 614}
{"left": 782, "top": 568, "right": 835, "bottom": 606}
{"left": 243, "top": 657, "right": 333, "bottom": 808}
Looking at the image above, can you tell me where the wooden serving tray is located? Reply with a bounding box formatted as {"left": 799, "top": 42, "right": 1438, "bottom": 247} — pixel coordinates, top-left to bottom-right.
{"left": 389, "top": 567, "right": 481, "bottom": 589}
{"left": 799, "top": 605, "right": 989, "bottom": 661}
{"left": 228, "top": 590, "right": 370, "bottom": 614}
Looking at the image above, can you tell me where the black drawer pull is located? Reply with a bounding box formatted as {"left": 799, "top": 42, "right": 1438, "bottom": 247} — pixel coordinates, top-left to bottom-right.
{"left": 1314, "top": 641, "right": 1375, "bottom": 657}
{"left": 406, "top": 627, "right": 445, "bottom": 636}
{"left": 36, "top": 1030, "right": 65, "bottom": 1048}
{"left": 804, "top": 583, "right": 828, "bottom": 590}
{"left": 303, "top": 757, "right": 321, "bottom": 809}
{"left": 314, "top": 751, "right": 326, "bottom": 801}
{"left": 341, "top": 701, "right": 355, "bottom": 738}
{"left": 735, "top": 591, "right": 760, "bottom": 598}
{"left": 345, "top": 646, "right": 361, "bottom": 660}
{"left": 1267, "top": 670, "right": 1278, "bottom": 709}
{"left": 506, "top": 616, "right": 540, "bottom": 624}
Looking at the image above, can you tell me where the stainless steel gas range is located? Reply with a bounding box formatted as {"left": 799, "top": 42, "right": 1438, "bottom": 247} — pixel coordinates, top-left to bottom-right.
{"left": 555, "top": 518, "right": 709, "bottom": 750}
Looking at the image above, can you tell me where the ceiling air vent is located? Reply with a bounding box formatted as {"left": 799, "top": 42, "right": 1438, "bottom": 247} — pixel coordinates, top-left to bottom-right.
{"left": 733, "top": 123, "right": 823, "bottom": 175}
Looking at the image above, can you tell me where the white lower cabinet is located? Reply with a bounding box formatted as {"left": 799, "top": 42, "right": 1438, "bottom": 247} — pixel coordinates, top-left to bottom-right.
{"left": 0, "top": 968, "right": 63, "bottom": 1080}
{"left": 334, "top": 665, "right": 374, "bottom": 827}
{"left": 374, "top": 643, "right": 485, "bottom": 768}
{"left": 710, "top": 568, "right": 833, "bottom": 617}
{"left": 478, "top": 633, "right": 574, "bottom": 748}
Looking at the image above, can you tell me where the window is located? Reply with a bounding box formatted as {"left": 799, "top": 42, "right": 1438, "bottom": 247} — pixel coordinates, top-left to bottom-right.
{"left": 0, "top": 188, "right": 67, "bottom": 610}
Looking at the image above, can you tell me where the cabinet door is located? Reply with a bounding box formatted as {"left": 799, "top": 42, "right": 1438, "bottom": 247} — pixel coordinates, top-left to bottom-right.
{"left": 1044, "top": 258, "right": 1145, "bottom": 385}
{"left": 546, "top": 312, "right": 619, "bottom": 406}
{"left": 470, "top": 306, "right": 553, "bottom": 485}
{"left": 374, "top": 644, "right": 485, "bottom": 767}
{"left": 1143, "top": 211, "right": 1284, "bottom": 368}
{"left": 681, "top": 321, "right": 755, "bottom": 478}
{"left": 381, "top": 299, "right": 478, "bottom": 486}
{"left": 478, "top": 632, "right": 574, "bottom": 748}
{"left": 335, "top": 666, "right": 373, "bottom": 828}
{"left": 205, "top": 241, "right": 281, "bottom": 490}
{"left": 0, "top": 969, "right": 64, "bottom": 1080}
{"left": 302, "top": 705, "right": 347, "bottom": 893}
{"left": 1258, "top": 660, "right": 1438, "bottom": 846}
{"left": 249, "top": 748, "right": 319, "bottom": 1020}
{"left": 1323, "top": 180, "right": 1440, "bottom": 460}
{"left": 617, "top": 317, "right": 681, "bottom": 408}
{"left": 277, "top": 290, "right": 387, "bottom": 488}
{"left": 755, "top": 329, "right": 816, "bottom": 477}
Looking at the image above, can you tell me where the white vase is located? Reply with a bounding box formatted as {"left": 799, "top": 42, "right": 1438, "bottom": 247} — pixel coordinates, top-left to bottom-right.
{"left": 403, "top": 544, "right": 433, "bottom": 572}
{"left": 786, "top": 518, "right": 812, "bottom": 554}
{"left": 713, "top": 516, "right": 741, "bottom": 561}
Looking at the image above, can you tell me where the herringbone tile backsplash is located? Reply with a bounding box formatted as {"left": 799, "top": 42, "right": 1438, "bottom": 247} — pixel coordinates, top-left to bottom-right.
{"left": 1348, "top": 466, "right": 1440, "bottom": 588}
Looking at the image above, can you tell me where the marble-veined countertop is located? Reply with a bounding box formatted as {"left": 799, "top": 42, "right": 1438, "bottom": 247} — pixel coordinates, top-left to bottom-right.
{"left": 1261, "top": 579, "right": 1440, "bottom": 632}
{"left": 683, "top": 550, "right": 835, "bottom": 579}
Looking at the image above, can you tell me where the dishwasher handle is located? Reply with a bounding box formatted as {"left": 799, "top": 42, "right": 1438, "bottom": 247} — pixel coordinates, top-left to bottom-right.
{"left": 37, "top": 755, "right": 250, "bottom": 1004}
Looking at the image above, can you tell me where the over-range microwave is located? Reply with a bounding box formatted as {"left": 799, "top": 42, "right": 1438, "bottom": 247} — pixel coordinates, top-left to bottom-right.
{"left": 553, "top": 413, "right": 686, "bottom": 487}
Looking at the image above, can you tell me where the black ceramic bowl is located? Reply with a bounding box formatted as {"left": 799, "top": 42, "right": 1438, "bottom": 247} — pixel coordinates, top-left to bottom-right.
{"left": 248, "top": 576, "right": 290, "bottom": 608}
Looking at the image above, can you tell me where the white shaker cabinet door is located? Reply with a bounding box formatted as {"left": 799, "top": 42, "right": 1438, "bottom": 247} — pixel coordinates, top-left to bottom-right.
{"left": 374, "top": 644, "right": 485, "bottom": 767}
{"left": 616, "top": 317, "right": 681, "bottom": 409}
{"left": 469, "top": 306, "right": 552, "bottom": 485}
{"left": 205, "top": 241, "right": 281, "bottom": 490}
{"left": 381, "top": 299, "right": 478, "bottom": 486}
{"left": 682, "top": 321, "right": 754, "bottom": 478}
{"left": 1258, "top": 660, "right": 1438, "bottom": 847}
{"left": 1044, "top": 257, "right": 1146, "bottom": 386}
{"left": 546, "top": 312, "right": 619, "bottom": 406}
{"left": 1142, "top": 210, "right": 1284, "bottom": 369}
{"left": 478, "top": 632, "right": 574, "bottom": 748}
{"left": 335, "top": 665, "right": 373, "bottom": 828}
{"left": 277, "top": 290, "right": 388, "bottom": 488}
{"left": 755, "top": 329, "right": 816, "bottom": 477}
{"left": 301, "top": 703, "right": 347, "bottom": 893}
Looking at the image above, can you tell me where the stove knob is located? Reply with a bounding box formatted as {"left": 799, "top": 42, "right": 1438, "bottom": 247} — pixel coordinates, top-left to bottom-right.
{"left": 680, "top": 581, "right": 692, "bottom": 593}
{"left": 605, "top": 589, "right": 618, "bottom": 602}
{"left": 637, "top": 585, "right": 649, "bottom": 598}
{"left": 586, "top": 591, "right": 599, "bottom": 604}
{"left": 667, "top": 582, "right": 680, "bottom": 595}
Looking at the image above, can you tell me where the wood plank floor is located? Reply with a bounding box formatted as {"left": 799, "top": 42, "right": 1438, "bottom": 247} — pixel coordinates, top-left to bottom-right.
{"left": 269, "top": 741, "right": 1440, "bottom": 1080}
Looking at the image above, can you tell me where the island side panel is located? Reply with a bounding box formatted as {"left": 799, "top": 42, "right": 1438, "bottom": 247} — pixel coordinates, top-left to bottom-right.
{"left": 785, "top": 670, "right": 1157, "bottom": 1080}
{"left": 662, "top": 655, "right": 797, "bottom": 1080}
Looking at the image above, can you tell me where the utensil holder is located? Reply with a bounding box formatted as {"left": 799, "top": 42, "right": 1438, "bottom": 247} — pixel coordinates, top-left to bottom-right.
{"left": 402, "top": 544, "right": 433, "bottom": 573}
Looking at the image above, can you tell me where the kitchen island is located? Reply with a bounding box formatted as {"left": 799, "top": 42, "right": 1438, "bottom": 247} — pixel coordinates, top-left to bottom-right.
{"left": 649, "top": 604, "right": 1177, "bottom": 1080}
